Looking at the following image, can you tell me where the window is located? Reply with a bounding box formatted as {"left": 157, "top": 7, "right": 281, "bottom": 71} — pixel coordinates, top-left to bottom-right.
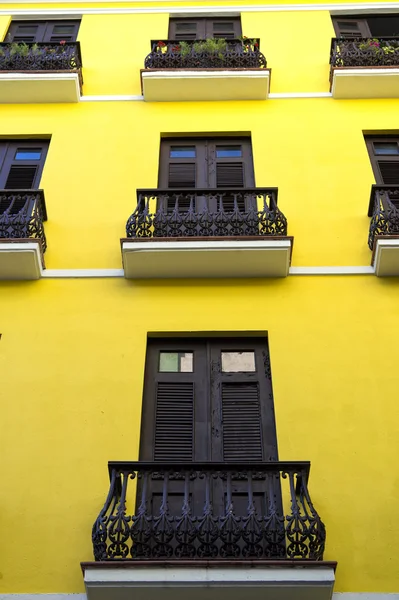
{"left": 139, "top": 337, "right": 280, "bottom": 531}
{"left": 140, "top": 337, "right": 277, "bottom": 463}
{"left": 365, "top": 136, "right": 399, "bottom": 209}
{"left": 0, "top": 141, "right": 49, "bottom": 189}
{"left": 158, "top": 137, "right": 255, "bottom": 211}
{"left": 5, "top": 20, "right": 80, "bottom": 43}
{"left": 168, "top": 17, "right": 242, "bottom": 40}
{"left": 332, "top": 15, "right": 399, "bottom": 37}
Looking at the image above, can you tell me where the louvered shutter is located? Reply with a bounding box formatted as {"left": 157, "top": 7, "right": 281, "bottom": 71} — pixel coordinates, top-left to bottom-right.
{"left": 0, "top": 142, "right": 49, "bottom": 189}
{"left": 5, "top": 21, "right": 46, "bottom": 43}
{"left": 5, "top": 20, "right": 80, "bottom": 43}
{"left": 168, "top": 18, "right": 204, "bottom": 39}
{"left": 43, "top": 21, "right": 80, "bottom": 43}
{"left": 332, "top": 18, "right": 371, "bottom": 37}
{"left": 207, "top": 18, "right": 242, "bottom": 39}
{"left": 221, "top": 383, "right": 262, "bottom": 461}
{"left": 154, "top": 382, "right": 194, "bottom": 461}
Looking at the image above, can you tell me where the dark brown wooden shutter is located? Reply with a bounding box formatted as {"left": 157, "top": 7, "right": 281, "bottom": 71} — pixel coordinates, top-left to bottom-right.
{"left": 44, "top": 20, "right": 80, "bottom": 42}
{"left": 332, "top": 17, "right": 371, "bottom": 37}
{"left": 207, "top": 18, "right": 242, "bottom": 39}
{"left": 377, "top": 162, "right": 399, "bottom": 184}
{"left": 221, "top": 383, "right": 263, "bottom": 461}
{"left": 5, "top": 20, "right": 80, "bottom": 43}
{"left": 154, "top": 382, "right": 194, "bottom": 461}
{"left": 4, "top": 166, "right": 37, "bottom": 189}
{"left": 168, "top": 163, "right": 196, "bottom": 188}
{"left": 168, "top": 18, "right": 203, "bottom": 39}
{"left": 0, "top": 141, "right": 49, "bottom": 189}
{"left": 216, "top": 163, "right": 244, "bottom": 187}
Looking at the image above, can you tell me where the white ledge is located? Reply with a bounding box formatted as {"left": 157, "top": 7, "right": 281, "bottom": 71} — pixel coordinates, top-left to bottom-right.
{"left": 0, "top": 72, "right": 80, "bottom": 103}
{"left": 373, "top": 237, "right": 399, "bottom": 276}
{"left": 84, "top": 565, "right": 335, "bottom": 600}
{"left": 121, "top": 238, "right": 292, "bottom": 279}
{"left": 142, "top": 69, "right": 270, "bottom": 102}
{"left": 331, "top": 68, "right": 399, "bottom": 99}
{"left": 0, "top": 241, "right": 43, "bottom": 280}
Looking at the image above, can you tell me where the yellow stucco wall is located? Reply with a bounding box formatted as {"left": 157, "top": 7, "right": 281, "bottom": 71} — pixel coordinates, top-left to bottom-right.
{"left": 1, "top": 0, "right": 399, "bottom": 595}
{"left": 1, "top": 276, "right": 399, "bottom": 592}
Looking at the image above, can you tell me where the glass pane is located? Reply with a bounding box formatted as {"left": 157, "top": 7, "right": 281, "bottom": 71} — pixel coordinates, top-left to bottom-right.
{"left": 221, "top": 351, "right": 256, "bottom": 372}
{"left": 17, "top": 26, "right": 39, "bottom": 34}
{"left": 159, "top": 352, "right": 193, "bottom": 372}
{"left": 53, "top": 25, "right": 75, "bottom": 34}
{"left": 15, "top": 149, "right": 42, "bottom": 160}
{"left": 337, "top": 21, "right": 360, "bottom": 31}
{"left": 213, "top": 22, "right": 235, "bottom": 31}
{"left": 216, "top": 146, "right": 242, "bottom": 158}
{"left": 176, "top": 22, "right": 197, "bottom": 31}
{"left": 374, "top": 143, "right": 399, "bottom": 155}
{"left": 170, "top": 146, "right": 196, "bottom": 158}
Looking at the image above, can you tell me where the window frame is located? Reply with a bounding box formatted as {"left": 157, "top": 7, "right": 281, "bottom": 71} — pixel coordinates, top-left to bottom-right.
{"left": 0, "top": 140, "right": 49, "bottom": 189}
{"left": 168, "top": 17, "right": 242, "bottom": 40}
{"left": 5, "top": 19, "right": 81, "bottom": 43}
{"left": 365, "top": 135, "right": 399, "bottom": 185}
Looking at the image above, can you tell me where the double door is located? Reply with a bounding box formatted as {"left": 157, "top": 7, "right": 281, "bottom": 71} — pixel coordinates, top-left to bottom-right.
{"left": 139, "top": 337, "right": 283, "bottom": 552}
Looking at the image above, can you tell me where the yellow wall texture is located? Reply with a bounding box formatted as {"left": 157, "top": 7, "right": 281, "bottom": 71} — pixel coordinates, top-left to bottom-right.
{"left": 1, "top": 276, "right": 399, "bottom": 592}
{"left": 0, "top": 97, "right": 389, "bottom": 268}
{"left": 1, "top": 1, "right": 399, "bottom": 595}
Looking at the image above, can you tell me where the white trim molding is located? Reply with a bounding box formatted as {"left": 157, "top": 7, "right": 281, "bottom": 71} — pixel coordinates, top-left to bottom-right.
{"left": 23, "top": 265, "right": 378, "bottom": 278}
{"left": 3, "top": 1, "right": 399, "bottom": 12}
{"left": 3, "top": 3, "right": 399, "bottom": 15}
{"left": 1, "top": 591, "right": 399, "bottom": 600}
{"left": 78, "top": 92, "right": 331, "bottom": 102}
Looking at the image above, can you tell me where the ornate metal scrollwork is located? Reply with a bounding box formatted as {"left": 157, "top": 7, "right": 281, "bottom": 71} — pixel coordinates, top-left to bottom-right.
{"left": 0, "top": 42, "right": 82, "bottom": 86}
{"left": 144, "top": 39, "right": 267, "bottom": 70}
{"left": 126, "top": 189, "right": 288, "bottom": 239}
{"left": 368, "top": 186, "right": 399, "bottom": 249}
{"left": 0, "top": 191, "right": 47, "bottom": 251}
{"left": 92, "top": 462, "right": 326, "bottom": 561}
{"left": 330, "top": 37, "right": 399, "bottom": 83}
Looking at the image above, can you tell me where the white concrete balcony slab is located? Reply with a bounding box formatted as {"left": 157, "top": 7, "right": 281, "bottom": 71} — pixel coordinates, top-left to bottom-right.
{"left": 372, "top": 236, "right": 399, "bottom": 276}
{"left": 0, "top": 72, "right": 81, "bottom": 103}
{"left": 0, "top": 240, "right": 44, "bottom": 280}
{"left": 141, "top": 69, "right": 270, "bottom": 102}
{"left": 121, "top": 237, "right": 293, "bottom": 279}
{"left": 83, "top": 562, "right": 336, "bottom": 600}
{"left": 331, "top": 67, "right": 399, "bottom": 99}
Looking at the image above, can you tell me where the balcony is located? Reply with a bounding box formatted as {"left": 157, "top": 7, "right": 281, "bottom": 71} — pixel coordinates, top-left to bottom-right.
{"left": 141, "top": 39, "right": 270, "bottom": 101}
{"left": 330, "top": 37, "right": 399, "bottom": 98}
{"left": 82, "top": 461, "right": 336, "bottom": 600}
{"left": 368, "top": 184, "right": 399, "bottom": 276}
{"left": 0, "top": 42, "right": 82, "bottom": 103}
{"left": 0, "top": 190, "right": 46, "bottom": 279}
{"left": 121, "top": 188, "right": 293, "bottom": 278}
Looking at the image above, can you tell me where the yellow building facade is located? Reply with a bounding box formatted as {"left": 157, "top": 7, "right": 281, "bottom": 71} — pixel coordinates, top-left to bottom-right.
{"left": 1, "top": 1, "right": 399, "bottom": 599}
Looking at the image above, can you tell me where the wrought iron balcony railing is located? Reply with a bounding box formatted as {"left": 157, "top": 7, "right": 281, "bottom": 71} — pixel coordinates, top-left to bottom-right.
{"left": 330, "top": 37, "right": 399, "bottom": 73}
{"left": 92, "top": 461, "right": 325, "bottom": 562}
{"left": 126, "top": 188, "right": 287, "bottom": 238}
{"left": 0, "top": 190, "right": 47, "bottom": 251}
{"left": 368, "top": 185, "right": 399, "bottom": 249}
{"left": 144, "top": 39, "right": 267, "bottom": 69}
{"left": 0, "top": 42, "right": 82, "bottom": 85}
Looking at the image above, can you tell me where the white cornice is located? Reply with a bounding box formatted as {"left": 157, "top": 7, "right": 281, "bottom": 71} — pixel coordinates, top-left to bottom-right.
{"left": 4, "top": 2, "right": 399, "bottom": 15}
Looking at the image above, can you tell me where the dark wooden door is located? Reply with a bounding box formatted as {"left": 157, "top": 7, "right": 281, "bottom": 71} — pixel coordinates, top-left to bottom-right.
{"left": 158, "top": 138, "right": 255, "bottom": 213}
{"left": 6, "top": 20, "right": 80, "bottom": 43}
{"left": 139, "top": 337, "right": 280, "bottom": 522}
{"left": 168, "top": 18, "right": 242, "bottom": 40}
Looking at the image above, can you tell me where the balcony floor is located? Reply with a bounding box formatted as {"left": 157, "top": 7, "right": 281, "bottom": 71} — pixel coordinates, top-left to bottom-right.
{"left": 0, "top": 72, "right": 81, "bottom": 103}
{"left": 121, "top": 237, "right": 293, "bottom": 278}
{"left": 83, "top": 561, "right": 336, "bottom": 600}
{"left": 331, "top": 67, "right": 399, "bottom": 99}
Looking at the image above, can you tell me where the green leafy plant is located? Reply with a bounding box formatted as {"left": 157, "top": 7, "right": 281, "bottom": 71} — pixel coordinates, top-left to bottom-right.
{"left": 192, "top": 37, "right": 227, "bottom": 59}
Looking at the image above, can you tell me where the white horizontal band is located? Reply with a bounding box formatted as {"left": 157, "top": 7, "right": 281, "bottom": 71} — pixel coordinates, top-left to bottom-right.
{"left": 79, "top": 92, "right": 331, "bottom": 101}
{"left": 37, "top": 266, "right": 376, "bottom": 278}
{"left": 0, "top": 592, "right": 398, "bottom": 599}
{"left": 4, "top": 2, "right": 399, "bottom": 15}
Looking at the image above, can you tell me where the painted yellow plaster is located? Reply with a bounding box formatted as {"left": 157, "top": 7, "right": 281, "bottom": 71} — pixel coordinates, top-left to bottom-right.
{"left": 0, "top": 97, "right": 393, "bottom": 268}
{"left": 1, "top": 276, "right": 399, "bottom": 592}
